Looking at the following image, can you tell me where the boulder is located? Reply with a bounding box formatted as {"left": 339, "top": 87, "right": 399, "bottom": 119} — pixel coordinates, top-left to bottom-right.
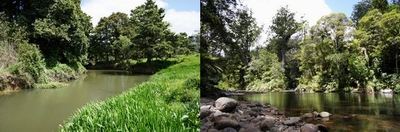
{"left": 300, "top": 124, "right": 318, "bottom": 132}
{"left": 238, "top": 127, "right": 260, "bottom": 132}
{"left": 283, "top": 117, "right": 301, "bottom": 126}
{"left": 319, "top": 112, "right": 331, "bottom": 118}
{"left": 214, "top": 117, "right": 240, "bottom": 130}
{"left": 302, "top": 113, "right": 313, "bottom": 118}
{"left": 213, "top": 110, "right": 229, "bottom": 119}
{"left": 215, "top": 97, "right": 239, "bottom": 112}
{"left": 259, "top": 116, "right": 275, "bottom": 131}
{"left": 207, "top": 128, "right": 219, "bottom": 132}
{"left": 222, "top": 127, "right": 238, "bottom": 132}
{"left": 200, "top": 107, "right": 212, "bottom": 119}
{"left": 201, "top": 105, "right": 212, "bottom": 110}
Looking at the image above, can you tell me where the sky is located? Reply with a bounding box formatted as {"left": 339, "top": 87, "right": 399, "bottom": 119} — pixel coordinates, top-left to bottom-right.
{"left": 325, "top": 0, "right": 362, "bottom": 17}
{"left": 80, "top": 0, "right": 200, "bottom": 35}
{"left": 240, "top": 0, "right": 363, "bottom": 46}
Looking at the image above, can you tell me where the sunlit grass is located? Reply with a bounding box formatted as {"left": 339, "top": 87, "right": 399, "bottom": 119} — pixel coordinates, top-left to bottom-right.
{"left": 59, "top": 54, "right": 200, "bottom": 132}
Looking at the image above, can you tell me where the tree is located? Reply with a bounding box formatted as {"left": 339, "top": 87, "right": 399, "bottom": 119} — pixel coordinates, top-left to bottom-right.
{"left": 188, "top": 32, "right": 200, "bottom": 53}
{"left": 0, "top": 0, "right": 55, "bottom": 36}
{"left": 351, "top": 0, "right": 372, "bottom": 27}
{"left": 33, "top": 0, "right": 92, "bottom": 65}
{"left": 245, "top": 49, "right": 286, "bottom": 91}
{"left": 169, "top": 32, "right": 192, "bottom": 55}
{"left": 380, "top": 10, "right": 400, "bottom": 74}
{"left": 89, "top": 12, "right": 132, "bottom": 62}
{"left": 200, "top": 0, "right": 237, "bottom": 94}
{"left": 112, "top": 35, "right": 132, "bottom": 60}
{"left": 269, "top": 6, "right": 302, "bottom": 72}
{"left": 227, "top": 7, "right": 262, "bottom": 89}
{"left": 269, "top": 6, "right": 302, "bottom": 89}
{"left": 310, "top": 13, "right": 354, "bottom": 53}
{"left": 298, "top": 13, "right": 356, "bottom": 91}
{"left": 130, "top": 0, "right": 171, "bottom": 64}
{"left": 356, "top": 9, "right": 384, "bottom": 74}
{"left": 372, "top": 0, "right": 389, "bottom": 12}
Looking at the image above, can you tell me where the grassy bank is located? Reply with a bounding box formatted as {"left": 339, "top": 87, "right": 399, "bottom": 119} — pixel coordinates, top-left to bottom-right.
{"left": 0, "top": 41, "right": 86, "bottom": 91}
{"left": 59, "top": 54, "right": 200, "bottom": 131}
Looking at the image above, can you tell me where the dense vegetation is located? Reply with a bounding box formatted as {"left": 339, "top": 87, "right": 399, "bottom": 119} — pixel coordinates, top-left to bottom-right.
{"left": 0, "top": 0, "right": 91, "bottom": 90}
{"left": 0, "top": 0, "right": 199, "bottom": 90}
{"left": 59, "top": 54, "right": 200, "bottom": 131}
{"left": 1, "top": 0, "right": 199, "bottom": 131}
{"left": 201, "top": 0, "right": 400, "bottom": 94}
{"left": 88, "top": 1, "right": 199, "bottom": 72}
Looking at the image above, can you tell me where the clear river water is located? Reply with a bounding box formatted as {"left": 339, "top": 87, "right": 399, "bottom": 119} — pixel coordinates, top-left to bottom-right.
{"left": 0, "top": 70, "right": 150, "bottom": 132}
{"left": 232, "top": 92, "right": 400, "bottom": 132}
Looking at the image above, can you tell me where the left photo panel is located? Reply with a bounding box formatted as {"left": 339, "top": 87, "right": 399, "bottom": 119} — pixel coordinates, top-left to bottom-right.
{"left": 0, "top": 0, "right": 200, "bottom": 131}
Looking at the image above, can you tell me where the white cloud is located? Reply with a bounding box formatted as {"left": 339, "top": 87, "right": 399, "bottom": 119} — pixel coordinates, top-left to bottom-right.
{"left": 164, "top": 9, "right": 200, "bottom": 35}
{"left": 240, "top": 0, "right": 332, "bottom": 46}
{"left": 81, "top": 0, "right": 199, "bottom": 35}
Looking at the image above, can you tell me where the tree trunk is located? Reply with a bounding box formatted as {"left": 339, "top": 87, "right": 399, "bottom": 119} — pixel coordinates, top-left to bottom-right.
{"left": 146, "top": 56, "right": 152, "bottom": 65}
{"left": 239, "top": 68, "right": 246, "bottom": 90}
{"left": 281, "top": 45, "right": 286, "bottom": 71}
{"left": 396, "top": 42, "right": 398, "bottom": 74}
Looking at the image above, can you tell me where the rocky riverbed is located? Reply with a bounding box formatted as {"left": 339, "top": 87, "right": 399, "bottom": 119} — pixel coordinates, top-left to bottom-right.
{"left": 200, "top": 97, "right": 330, "bottom": 132}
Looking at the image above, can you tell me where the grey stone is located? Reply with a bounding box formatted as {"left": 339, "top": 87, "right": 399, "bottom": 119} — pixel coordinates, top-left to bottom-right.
{"left": 214, "top": 117, "right": 240, "bottom": 130}
{"left": 319, "top": 112, "right": 331, "bottom": 118}
{"left": 300, "top": 124, "right": 318, "bottom": 132}
{"left": 259, "top": 116, "right": 275, "bottom": 131}
{"left": 302, "top": 113, "right": 313, "bottom": 118}
{"left": 283, "top": 117, "right": 300, "bottom": 126}
{"left": 215, "top": 97, "right": 239, "bottom": 112}
{"left": 200, "top": 108, "right": 212, "bottom": 119}
{"left": 222, "top": 127, "right": 238, "bottom": 132}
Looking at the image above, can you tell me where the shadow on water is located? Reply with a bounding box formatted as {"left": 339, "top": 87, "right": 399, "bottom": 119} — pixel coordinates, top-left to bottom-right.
{"left": 231, "top": 92, "right": 400, "bottom": 132}
{"left": 99, "top": 70, "right": 151, "bottom": 76}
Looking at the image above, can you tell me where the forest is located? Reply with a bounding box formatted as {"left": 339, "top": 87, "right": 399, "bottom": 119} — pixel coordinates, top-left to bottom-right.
{"left": 0, "top": 0, "right": 199, "bottom": 90}
{"left": 201, "top": 0, "right": 400, "bottom": 94}
{"left": 0, "top": 0, "right": 200, "bottom": 131}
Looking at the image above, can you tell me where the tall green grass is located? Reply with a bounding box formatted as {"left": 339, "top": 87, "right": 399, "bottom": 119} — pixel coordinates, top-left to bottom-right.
{"left": 59, "top": 54, "right": 200, "bottom": 132}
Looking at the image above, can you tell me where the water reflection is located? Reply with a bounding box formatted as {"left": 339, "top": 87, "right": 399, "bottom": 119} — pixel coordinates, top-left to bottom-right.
{"left": 231, "top": 92, "right": 400, "bottom": 131}
{"left": 0, "top": 70, "right": 150, "bottom": 132}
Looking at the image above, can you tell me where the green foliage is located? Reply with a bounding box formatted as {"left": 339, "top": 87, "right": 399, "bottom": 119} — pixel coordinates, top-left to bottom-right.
{"left": 372, "top": 0, "right": 389, "bottom": 12}
{"left": 113, "top": 35, "right": 133, "bottom": 61}
{"left": 183, "top": 77, "right": 200, "bottom": 90}
{"left": 45, "top": 63, "right": 77, "bottom": 82}
{"left": 14, "top": 42, "right": 46, "bottom": 84}
{"left": 130, "top": 0, "right": 171, "bottom": 63}
{"left": 245, "top": 49, "right": 286, "bottom": 91}
{"left": 33, "top": 0, "right": 92, "bottom": 64}
{"left": 200, "top": 0, "right": 238, "bottom": 95}
{"left": 89, "top": 12, "right": 133, "bottom": 62}
{"left": 269, "top": 6, "right": 302, "bottom": 66}
{"left": 33, "top": 82, "right": 68, "bottom": 89}
{"left": 351, "top": 0, "right": 372, "bottom": 26}
{"left": 59, "top": 55, "right": 200, "bottom": 131}
{"left": 348, "top": 54, "right": 369, "bottom": 87}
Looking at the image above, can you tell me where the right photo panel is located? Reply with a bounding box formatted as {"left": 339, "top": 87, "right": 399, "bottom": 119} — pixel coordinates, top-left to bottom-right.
{"left": 200, "top": 0, "right": 400, "bottom": 131}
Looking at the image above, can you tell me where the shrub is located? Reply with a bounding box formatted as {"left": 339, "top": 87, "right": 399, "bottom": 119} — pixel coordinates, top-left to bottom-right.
{"left": 183, "top": 77, "right": 200, "bottom": 90}
{"left": 14, "top": 42, "right": 46, "bottom": 84}
{"left": 34, "top": 82, "right": 68, "bottom": 89}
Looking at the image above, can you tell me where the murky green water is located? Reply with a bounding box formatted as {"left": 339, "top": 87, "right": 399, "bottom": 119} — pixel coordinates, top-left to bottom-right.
{"left": 232, "top": 92, "right": 400, "bottom": 132}
{"left": 0, "top": 70, "right": 150, "bottom": 132}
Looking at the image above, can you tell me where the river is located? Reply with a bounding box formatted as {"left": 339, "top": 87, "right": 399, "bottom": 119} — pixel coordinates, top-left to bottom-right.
{"left": 232, "top": 92, "right": 400, "bottom": 131}
{"left": 0, "top": 70, "right": 150, "bottom": 132}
